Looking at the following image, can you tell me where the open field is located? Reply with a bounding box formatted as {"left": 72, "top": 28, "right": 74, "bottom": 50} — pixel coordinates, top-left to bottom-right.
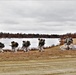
{"left": 0, "top": 38, "right": 76, "bottom": 75}
{"left": 0, "top": 58, "right": 76, "bottom": 75}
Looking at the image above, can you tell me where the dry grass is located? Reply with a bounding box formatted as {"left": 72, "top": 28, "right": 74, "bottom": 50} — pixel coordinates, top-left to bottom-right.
{"left": 0, "top": 45, "right": 76, "bottom": 61}
{"left": 0, "top": 58, "right": 76, "bottom": 75}
{"left": 0, "top": 38, "right": 76, "bottom": 75}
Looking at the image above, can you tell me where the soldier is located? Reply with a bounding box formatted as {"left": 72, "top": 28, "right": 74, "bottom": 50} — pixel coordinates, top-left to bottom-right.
{"left": 64, "top": 36, "right": 73, "bottom": 50}
{"left": 22, "top": 40, "right": 31, "bottom": 52}
{"left": 0, "top": 42, "right": 5, "bottom": 53}
{"left": 38, "top": 38, "right": 45, "bottom": 52}
{"left": 10, "top": 41, "right": 18, "bottom": 52}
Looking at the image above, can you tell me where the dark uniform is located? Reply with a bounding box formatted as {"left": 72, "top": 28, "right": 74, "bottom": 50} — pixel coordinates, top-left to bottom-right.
{"left": 10, "top": 41, "right": 18, "bottom": 52}
{"left": 0, "top": 42, "right": 5, "bottom": 52}
{"left": 38, "top": 38, "right": 45, "bottom": 52}
{"left": 22, "top": 41, "right": 31, "bottom": 52}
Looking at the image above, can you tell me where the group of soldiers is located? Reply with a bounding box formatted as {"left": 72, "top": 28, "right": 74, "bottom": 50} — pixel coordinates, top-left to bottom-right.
{"left": 0, "top": 36, "right": 74, "bottom": 52}
{"left": 0, "top": 38, "right": 45, "bottom": 53}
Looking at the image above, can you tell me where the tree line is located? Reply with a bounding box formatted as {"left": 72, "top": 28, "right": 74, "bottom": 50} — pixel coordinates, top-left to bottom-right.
{"left": 0, "top": 32, "right": 60, "bottom": 38}
{"left": 0, "top": 32, "right": 76, "bottom": 38}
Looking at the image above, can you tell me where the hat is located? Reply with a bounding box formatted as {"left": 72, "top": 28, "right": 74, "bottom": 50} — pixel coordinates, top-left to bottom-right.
{"left": 11, "top": 41, "right": 15, "bottom": 43}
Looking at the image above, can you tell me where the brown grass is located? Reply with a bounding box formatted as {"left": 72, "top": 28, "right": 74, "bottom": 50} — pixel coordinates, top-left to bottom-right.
{"left": 0, "top": 45, "right": 76, "bottom": 61}
{"left": 0, "top": 38, "right": 76, "bottom": 75}
{"left": 0, "top": 38, "right": 76, "bottom": 61}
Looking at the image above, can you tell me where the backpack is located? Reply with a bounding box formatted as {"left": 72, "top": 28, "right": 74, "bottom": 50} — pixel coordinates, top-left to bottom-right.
{"left": 26, "top": 41, "right": 30, "bottom": 47}
{"left": 23, "top": 41, "right": 27, "bottom": 47}
{"left": 0, "top": 42, "right": 5, "bottom": 48}
{"left": 41, "top": 39, "right": 45, "bottom": 46}
{"left": 66, "top": 38, "right": 72, "bottom": 45}
{"left": 15, "top": 42, "right": 18, "bottom": 47}
{"left": 39, "top": 39, "right": 45, "bottom": 46}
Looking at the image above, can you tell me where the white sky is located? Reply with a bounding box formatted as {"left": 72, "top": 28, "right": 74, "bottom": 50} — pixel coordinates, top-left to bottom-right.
{"left": 0, "top": 0, "right": 76, "bottom": 34}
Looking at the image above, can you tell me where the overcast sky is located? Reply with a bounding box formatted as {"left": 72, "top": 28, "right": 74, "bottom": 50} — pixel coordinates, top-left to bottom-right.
{"left": 0, "top": 0, "right": 76, "bottom": 34}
